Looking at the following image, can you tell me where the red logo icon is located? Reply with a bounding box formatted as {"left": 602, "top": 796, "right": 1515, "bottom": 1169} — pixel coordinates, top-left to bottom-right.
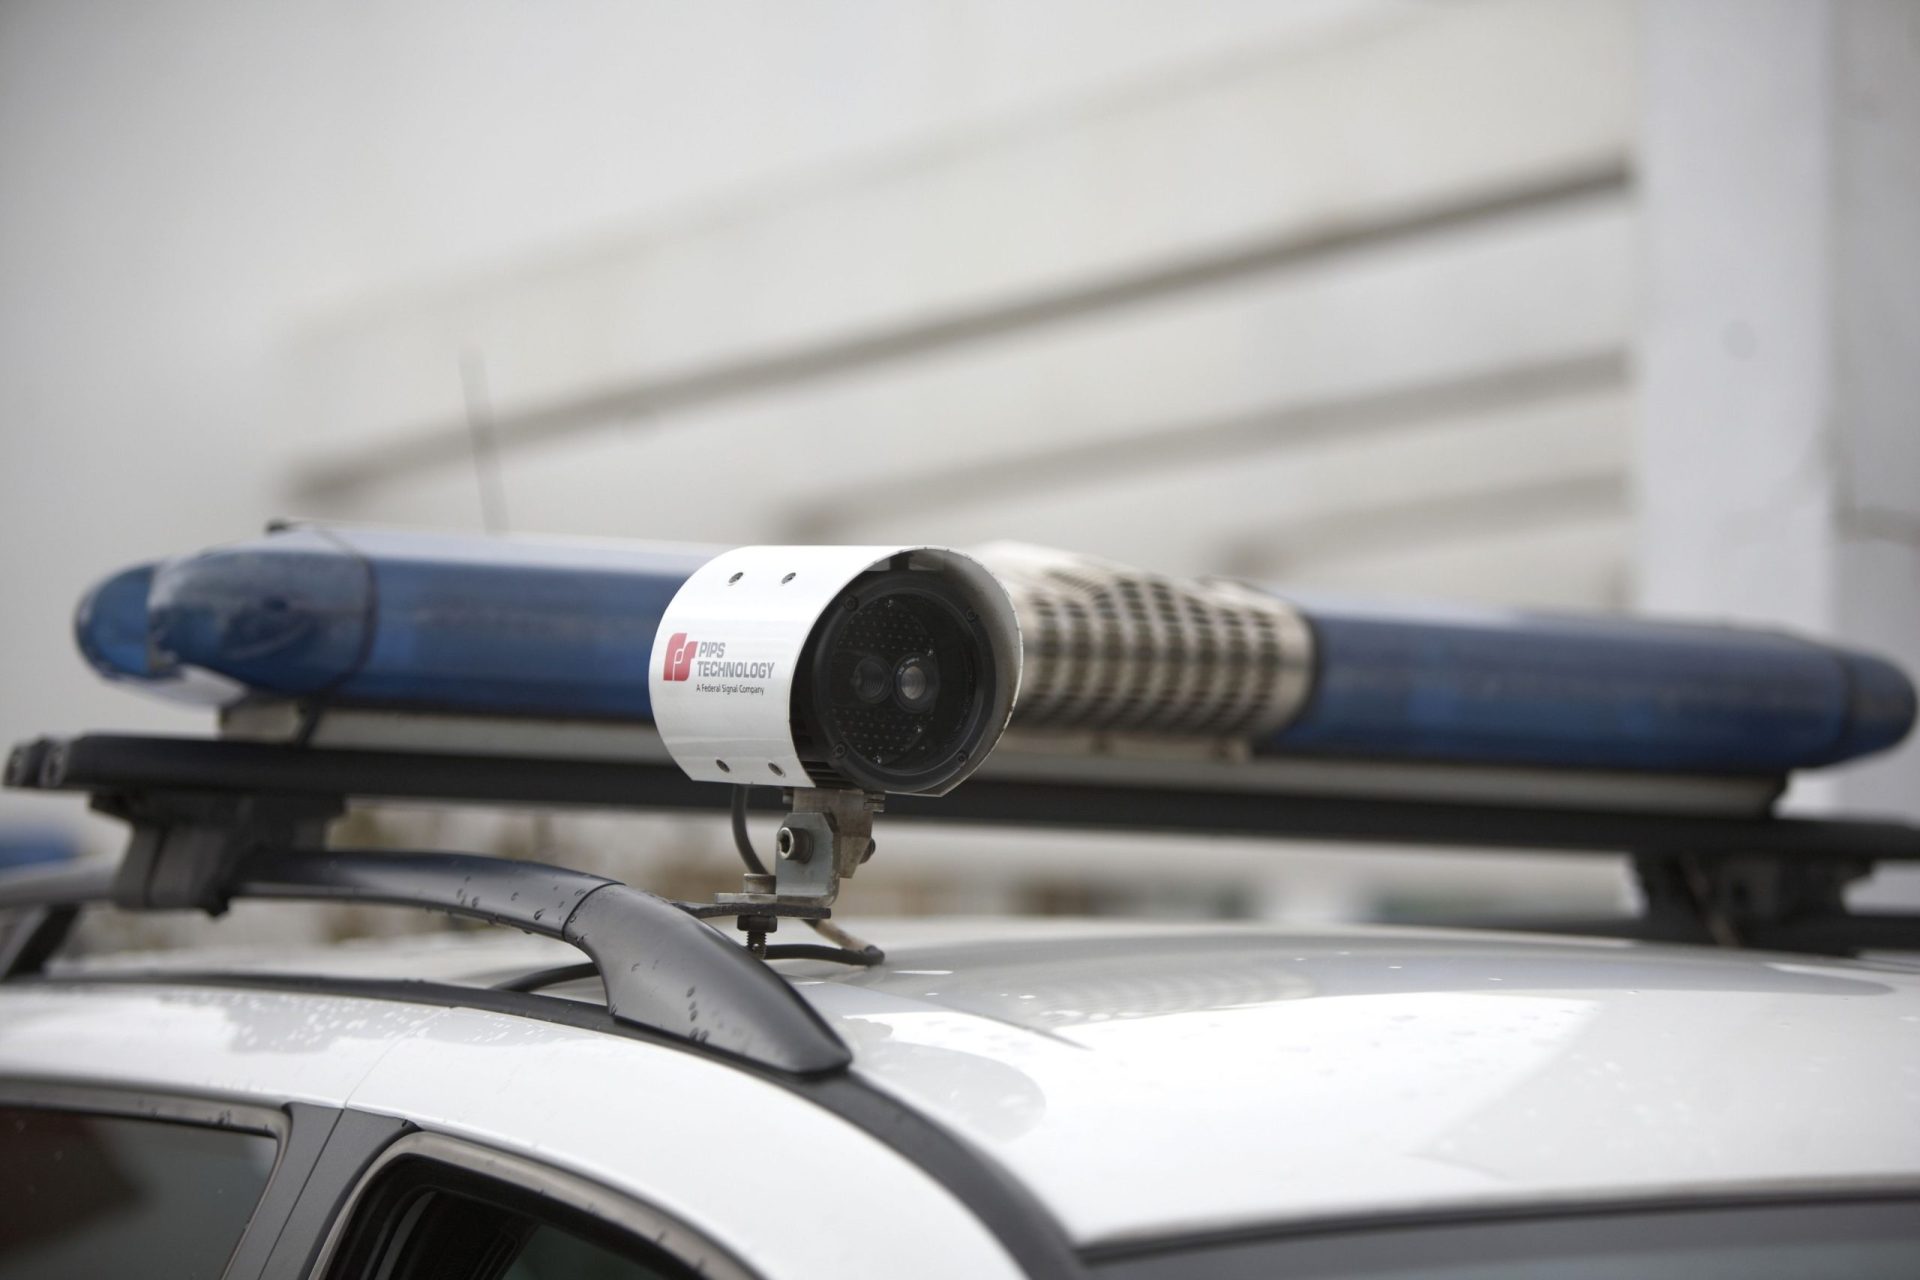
{"left": 662, "top": 633, "right": 697, "bottom": 682}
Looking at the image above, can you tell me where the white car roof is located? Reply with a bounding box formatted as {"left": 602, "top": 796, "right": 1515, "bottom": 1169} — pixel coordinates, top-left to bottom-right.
{"left": 798, "top": 922, "right": 1920, "bottom": 1244}
{"left": 22, "top": 919, "right": 1920, "bottom": 1248}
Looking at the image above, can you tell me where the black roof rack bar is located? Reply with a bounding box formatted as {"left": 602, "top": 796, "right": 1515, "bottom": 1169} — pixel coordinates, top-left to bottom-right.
{"left": 13, "top": 732, "right": 1920, "bottom": 862}
{"left": 9, "top": 732, "right": 1920, "bottom": 956}
{"left": 910, "top": 776, "right": 1920, "bottom": 862}
{"left": 11, "top": 734, "right": 703, "bottom": 813}
{"left": 0, "top": 847, "right": 851, "bottom": 1077}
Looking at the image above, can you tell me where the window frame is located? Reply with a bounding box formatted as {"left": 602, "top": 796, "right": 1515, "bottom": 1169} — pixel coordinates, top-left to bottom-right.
{"left": 0, "top": 1078, "right": 293, "bottom": 1279}
{"left": 309, "top": 1130, "right": 758, "bottom": 1280}
{"left": 0, "top": 1078, "right": 289, "bottom": 1143}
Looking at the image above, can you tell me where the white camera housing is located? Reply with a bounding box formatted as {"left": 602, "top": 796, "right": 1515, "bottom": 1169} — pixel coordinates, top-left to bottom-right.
{"left": 650, "top": 546, "right": 1021, "bottom": 795}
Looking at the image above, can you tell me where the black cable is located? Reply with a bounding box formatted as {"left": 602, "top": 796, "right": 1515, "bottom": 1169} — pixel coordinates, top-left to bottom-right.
{"left": 730, "top": 785, "right": 770, "bottom": 877}
{"left": 493, "top": 962, "right": 598, "bottom": 992}
{"left": 762, "top": 943, "right": 884, "bottom": 967}
{"left": 291, "top": 525, "right": 383, "bottom": 748}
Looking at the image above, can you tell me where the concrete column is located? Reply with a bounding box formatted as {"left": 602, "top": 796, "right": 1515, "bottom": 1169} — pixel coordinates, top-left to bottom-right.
{"left": 1637, "top": 0, "right": 1920, "bottom": 826}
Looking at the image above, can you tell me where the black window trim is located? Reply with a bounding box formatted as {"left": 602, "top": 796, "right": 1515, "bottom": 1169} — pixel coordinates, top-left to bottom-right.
{"left": 1080, "top": 1181, "right": 1920, "bottom": 1272}
{"left": 308, "top": 1129, "right": 758, "bottom": 1280}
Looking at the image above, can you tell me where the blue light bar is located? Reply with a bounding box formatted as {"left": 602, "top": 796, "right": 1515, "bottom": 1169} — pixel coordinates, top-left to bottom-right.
{"left": 76, "top": 562, "right": 165, "bottom": 683}
{"left": 74, "top": 527, "right": 1916, "bottom": 774}
{"left": 1266, "top": 598, "right": 1914, "bottom": 773}
{"left": 80, "top": 526, "right": 711, "bottom": 720}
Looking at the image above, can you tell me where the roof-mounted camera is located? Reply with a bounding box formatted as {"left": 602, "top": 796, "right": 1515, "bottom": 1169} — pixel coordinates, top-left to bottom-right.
{"left": 649, "top": 545, "right": 1021, "bottom": 948}
{"left": 649, "top": 544, "right": 1020, "bottom": 796}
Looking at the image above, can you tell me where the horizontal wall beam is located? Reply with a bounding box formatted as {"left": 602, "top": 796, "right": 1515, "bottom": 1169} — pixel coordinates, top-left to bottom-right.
{"left": 785, "top": 348, "right": 1626, "bottom": 540}
{"left": 294, "top": 163, "right": 1627, "bottom": 500}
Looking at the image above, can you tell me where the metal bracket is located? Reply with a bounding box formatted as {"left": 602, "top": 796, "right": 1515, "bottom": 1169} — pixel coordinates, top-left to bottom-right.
{"left": 771, "top": 788, "right": 883, "bottom": 905}
{"left": 92, "top": 790, "right": 344, "bottom": 915}
{"left": 1634, "top": 852, "right": 1875, "bottom": 953}
{"left": 709, "top": 788, "right": 883, "bottom": 955}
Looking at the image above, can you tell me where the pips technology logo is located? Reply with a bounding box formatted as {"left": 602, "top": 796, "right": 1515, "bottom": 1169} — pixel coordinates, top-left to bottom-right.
{"left": 661, "top": 633, "right": 697, "bottom": 682}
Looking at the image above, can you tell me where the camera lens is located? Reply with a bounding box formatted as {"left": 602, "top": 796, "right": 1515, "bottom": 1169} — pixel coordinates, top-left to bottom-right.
{"left": 850, "top": 655, "right": 891, "bottom": 705}
{"left": 894, "top": 655, "right": 937, "bottom": 712}
{"left": 793, "top": 567, "right": 999, "bottom": 794}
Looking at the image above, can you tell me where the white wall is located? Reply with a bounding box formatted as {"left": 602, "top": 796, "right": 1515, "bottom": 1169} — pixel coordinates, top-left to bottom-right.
{"left": 1637, "top": 0, "right": 1920, "bottom": 822}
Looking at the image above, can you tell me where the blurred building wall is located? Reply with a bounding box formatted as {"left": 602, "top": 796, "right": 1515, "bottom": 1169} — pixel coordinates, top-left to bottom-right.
{"left": 1638, "top": 0, "right": 1920, "bottom": 827}
{"left": 288, "top": 0, "right": 1638, "bottom": 613}
{"left": 1, "top": 0, "right": 1914, "bottom": 922}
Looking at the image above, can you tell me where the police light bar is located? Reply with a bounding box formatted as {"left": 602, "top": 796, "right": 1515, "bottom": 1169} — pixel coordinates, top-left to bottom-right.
{"left": 78, "top": 526, "right": 711, "bottom": 720}
{"left": 75, "top": 525, "right": 1916, "bottom": 779}
{"left": 982, "top": 544, "right": 1916, "bottom": 775}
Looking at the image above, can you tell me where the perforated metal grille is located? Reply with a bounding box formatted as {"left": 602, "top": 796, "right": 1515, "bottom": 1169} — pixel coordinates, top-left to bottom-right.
{"left": 975, "top": 544, "right": 1313, "bottom": 738}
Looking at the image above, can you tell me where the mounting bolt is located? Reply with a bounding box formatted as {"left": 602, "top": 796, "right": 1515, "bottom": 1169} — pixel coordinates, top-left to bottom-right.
{"left": 776, "top": 825, "right": 811, "bottom": 864}
{"left": 741, "top": 872, "right": 776, "bottom": 896}
{"left": 737, "top": 912, "right": 776, "bottom": 958}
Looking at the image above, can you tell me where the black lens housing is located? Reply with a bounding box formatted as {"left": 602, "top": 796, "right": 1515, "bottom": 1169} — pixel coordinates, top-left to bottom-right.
{"left": 791, "top": 566, "right": 999, "bottom": 793}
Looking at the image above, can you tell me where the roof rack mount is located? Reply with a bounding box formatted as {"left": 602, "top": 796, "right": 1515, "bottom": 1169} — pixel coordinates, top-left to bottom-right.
{"left": 4, "top": 732, "right": 1920, "bottom": 1019}
{"left": 2, "top": 737, "right": 865, "bottom": 1074}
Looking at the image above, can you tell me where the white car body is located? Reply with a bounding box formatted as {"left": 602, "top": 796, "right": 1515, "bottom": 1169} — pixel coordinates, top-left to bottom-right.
{"left": 4, "top": 918, "right": 1917, "bottom": 1277}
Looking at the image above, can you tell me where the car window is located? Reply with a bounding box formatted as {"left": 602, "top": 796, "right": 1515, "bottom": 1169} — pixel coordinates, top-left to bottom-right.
{"left": 0, "top": 1104, "right": 278, "bottom": 1280}
{"left": 504, "top": 1221, "right": 680, "bottom": 1280}
{"left": 326, "top": 1158, "right": 701, "bottom": 1280}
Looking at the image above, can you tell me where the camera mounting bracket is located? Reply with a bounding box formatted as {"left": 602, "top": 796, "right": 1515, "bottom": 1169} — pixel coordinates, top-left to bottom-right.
{"left": 771, "top": 787, "right": 883, "bottom": 903}
{"left": 710, "top": 787, "right": 884, "bottom": 956}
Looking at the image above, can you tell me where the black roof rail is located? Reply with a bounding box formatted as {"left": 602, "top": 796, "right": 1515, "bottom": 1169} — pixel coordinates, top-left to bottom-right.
{"left": 0, "top": 845, "right": 851, "bottom": 1076}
